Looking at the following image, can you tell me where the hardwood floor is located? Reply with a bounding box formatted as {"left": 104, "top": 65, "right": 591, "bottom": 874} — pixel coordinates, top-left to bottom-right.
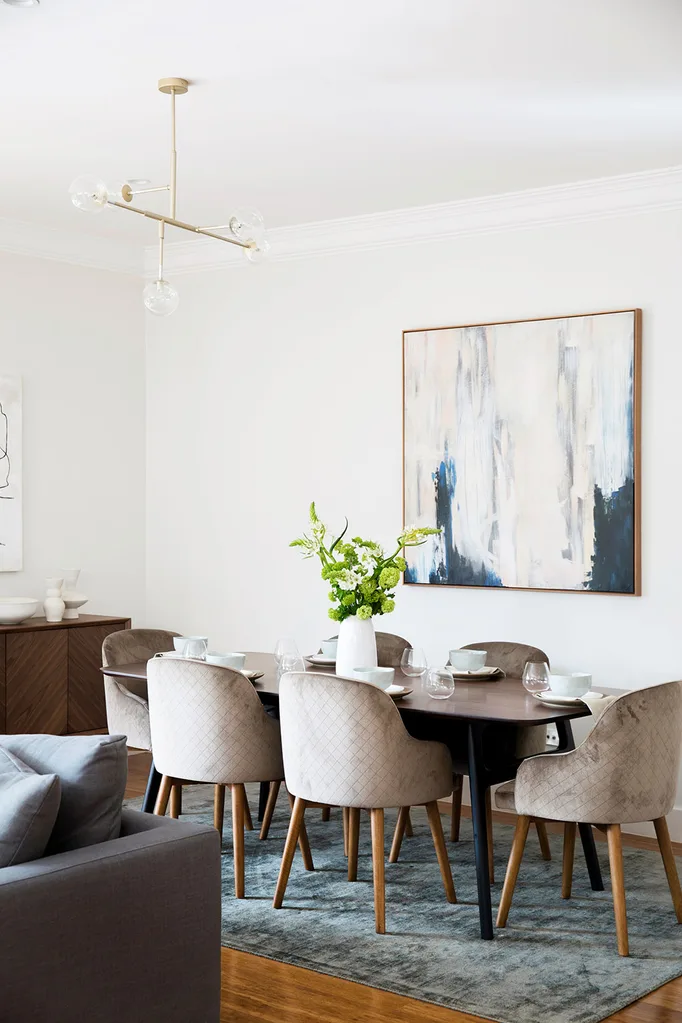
{"left": 125, "top": 753, "right": 682, "bottom": 1023}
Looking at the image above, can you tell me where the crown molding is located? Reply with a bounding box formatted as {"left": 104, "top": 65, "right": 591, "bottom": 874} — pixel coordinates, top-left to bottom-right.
{"left": 0, "top": 216, "right": 142, "bottom": 276}
{"left": 147, "top": 164, "right": 682, "bottom": 276}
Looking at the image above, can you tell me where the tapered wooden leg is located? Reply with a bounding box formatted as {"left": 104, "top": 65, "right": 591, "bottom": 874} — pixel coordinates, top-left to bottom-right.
{"left": 259, "top": 780, "right": 281, "bottom": 840}
{"left": 606, "top": 823, "right": 629, "bottom": 956}
{"left": 288, "top": 790, "right": 314, "bottom": 870}
{"left": 653, "top": 817, "right": 682, "bottom": 923}
{"left": 244, "top": 796, "right": 254, "bottom": 832}
{"left": 451, "top": 775, "right": 463, "bottom": 842}
{"left": 535, "top": 820, "right": 552, "bottom": 861}
{"left": 562, "top": 821, "right": 577, "bottom": 899}
{"left": 347, "top": 808, "right": 361, "bottom": 881}
{"left": 214, "top": 784, "right": 226, "bottom": 838}
{"left": 232, "top": 783, "right": 246, "bottom": 899}
{"left": 496, "top": 814, "right": 530, "bottom": 927}
{"left": 153, "top": 774, "right": 172, "bottom": 816}
{"left": 169, "top": 782, "right": 182, "bottom": 819}
{"left": 405, "top": 811, "right": 414, "bottom": 838}
{"left": 485, "top": 788, "right": 494, "bottom": 883}
{"left": 273, "top": 796, "right": 308, "bottom": 908}
{"left": 321, "top": 806, "right": 331, "bottom": 822}
{"left": 426, "top": 801, "right": 457, "bottom": 903}
{"left": 343, "top": 806, "right": 349, "bottom": 856}
{"left": 389, "top": 807, "right": 410, "bottom": 863}
{"left": 371, "top": 808, "right": 386, "bottom": 934}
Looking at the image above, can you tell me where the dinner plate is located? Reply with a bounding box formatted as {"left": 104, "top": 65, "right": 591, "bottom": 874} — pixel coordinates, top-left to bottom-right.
{"left": 305, "top": 654, "right": 336, "bottom": 666}
{"left": 385, "top": 685, "right": 412, "bottom": 700}
{"left": 532, "top": 690, "right": 603, "bottom": 708}
{"left": 241, "top": 670, "right": 264, "bottom": 682}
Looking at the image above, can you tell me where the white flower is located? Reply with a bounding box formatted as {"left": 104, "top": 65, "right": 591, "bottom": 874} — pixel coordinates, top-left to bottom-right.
{"left": 337, "top": 568, "right": 362, "bottom": 591}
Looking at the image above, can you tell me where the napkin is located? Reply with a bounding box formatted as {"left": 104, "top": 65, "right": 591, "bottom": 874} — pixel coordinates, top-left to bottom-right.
{"left": 580, "top": 691, "right": 616, "bottom": 722}
{"left": 449, "top": 666, "right": 506, "bottom": 680}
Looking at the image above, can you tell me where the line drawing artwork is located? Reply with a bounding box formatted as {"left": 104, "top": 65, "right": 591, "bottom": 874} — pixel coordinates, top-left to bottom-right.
{"left": 0, "top": 377, "right": 23, "bottom": 571}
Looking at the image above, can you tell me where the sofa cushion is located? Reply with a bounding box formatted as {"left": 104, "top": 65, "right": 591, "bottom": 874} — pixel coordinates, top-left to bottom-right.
{"left": 0, "top": 747, "right": 60, "bottom": 867}
{"left": 0, "top": 734, "right": 128, "bottom": 853}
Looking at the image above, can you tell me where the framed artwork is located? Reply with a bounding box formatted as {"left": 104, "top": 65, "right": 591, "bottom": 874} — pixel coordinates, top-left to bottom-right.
{"left": 0, "top": 376, "right": 22, "bottom": 572}
{"left": 403, "top": 310, "right": 641, "bottom": 594}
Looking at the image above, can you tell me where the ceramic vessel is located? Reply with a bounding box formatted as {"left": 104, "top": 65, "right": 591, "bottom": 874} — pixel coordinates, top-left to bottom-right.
{"left": 44, "top": 578, "right": 65, "bottom": 623}
{"left": 0, "top": 597, "right": 40, "bottom": 625}
{"left": 352, "top": 666, "right": 395, "bottom": 689}
{"left": 549, "top": 672, "right": 592, "bottom": 698}
{"left": 450, "top": 648, "right": 487, "bottom": 671}
{"left": 335, "top": 615, "right": 377, "bottom": 678}
{"left": 61, "top": 568, "right": 88, "bottom": 620}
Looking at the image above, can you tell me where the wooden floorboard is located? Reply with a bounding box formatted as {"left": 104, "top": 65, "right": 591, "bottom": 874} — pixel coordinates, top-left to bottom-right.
{"left": 126, "top": 752, "right": 682, "bottom": 1023}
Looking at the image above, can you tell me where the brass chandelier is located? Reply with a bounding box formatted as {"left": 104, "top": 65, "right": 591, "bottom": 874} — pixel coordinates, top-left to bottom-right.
{"left": 69, "top": 78, "right": 268, "bottom": 316}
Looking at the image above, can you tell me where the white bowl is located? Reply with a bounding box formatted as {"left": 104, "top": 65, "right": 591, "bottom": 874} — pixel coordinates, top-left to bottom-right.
{"left": 206, "top": 652, "right": 246, "bottom": 670}
{"left": 173, "top": 635, "right": 208, "bottom": 653}
{"left": 449, "top": 649, "right": 487, "bottom": 671}
{"left": 321, "top": 640, "right": 338, "bottom": 658}
{"left": 353, "top": 666, "right": 395, "bottom": 689}
{"left": 549, "top": 672, "right": 592, "bottom": 698}
{"left": 0, "top": 597, "right": 40, "bottom": 625}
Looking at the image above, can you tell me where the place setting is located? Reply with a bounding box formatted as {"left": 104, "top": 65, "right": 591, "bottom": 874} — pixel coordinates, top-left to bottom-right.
{"left": 519, "top": 661, "right": 610, "bottom": 714}
{"left": 156, "top": 637, "right": 264, "bottom": 682}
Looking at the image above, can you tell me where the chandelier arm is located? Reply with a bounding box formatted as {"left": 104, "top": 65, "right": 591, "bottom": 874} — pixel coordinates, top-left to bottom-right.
{"left": 158, "top": 220, "right": 165, "bottom": 281}
{"left": 106, "top": 200, "right": 253, "bottom": 248}
{"left": 129, "top": 185, "right": 170, "bottom": 197}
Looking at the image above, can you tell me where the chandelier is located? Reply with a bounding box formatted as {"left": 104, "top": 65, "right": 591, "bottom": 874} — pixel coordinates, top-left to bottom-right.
{"left": 69, "top": 78, "right": 268, "bottom": 316}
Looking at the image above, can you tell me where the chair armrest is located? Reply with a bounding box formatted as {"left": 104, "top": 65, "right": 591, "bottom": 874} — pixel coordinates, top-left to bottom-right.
{"left": 0, "top": 810, "right": 221, "bottom": 1023}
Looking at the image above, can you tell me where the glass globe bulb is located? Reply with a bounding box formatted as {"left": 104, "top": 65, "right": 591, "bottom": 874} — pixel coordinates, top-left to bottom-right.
{"left": 245, "top": 239, "right": 270, "bottom": 264}
{"left": 229, "top": 208, "right": 265, "bottom": 249}
{"left": 69, "top": 174, "right": 109, "bottom": 213}
{"left": 143, "top": 279, "right": 179, "bottom": 317}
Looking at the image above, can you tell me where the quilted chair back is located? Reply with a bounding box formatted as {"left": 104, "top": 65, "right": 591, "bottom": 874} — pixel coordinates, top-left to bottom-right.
{"left": 278, "top": 672, "right": 452, "bottom": 809}
{"left": 147, "top": 657, "right": 284, "bottom": 785}
{"left": 516, "top": 680, "right": 682, "bottom": 824}
{"left": 462, "top": 641, "right": 549, "bottom": 678}
{"left": 102, "top": 628, "right": 179, "bottom": 700}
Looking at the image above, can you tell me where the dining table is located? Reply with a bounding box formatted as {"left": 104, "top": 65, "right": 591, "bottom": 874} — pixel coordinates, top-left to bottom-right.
{"left": 101, "top": 651, "right": 607, "bottom": 941}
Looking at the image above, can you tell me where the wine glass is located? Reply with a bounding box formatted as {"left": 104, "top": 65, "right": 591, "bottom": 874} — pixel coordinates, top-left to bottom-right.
{"left": 400, "top": 647, "right": 428, "bottom": 678}
{"left": 274, "top": 637, "right": 299, "bottom": 666}
{"left": 278, "top": 653, "right": 306, "bottom": 679}
{"left": 522, "top": 661, "right": 551, "bottom": 694}
{"left": 183, "top": 637, "right": 207, "bottom": 660}
{"left": 424, "top": 667, "right": 455, "bottom": 700}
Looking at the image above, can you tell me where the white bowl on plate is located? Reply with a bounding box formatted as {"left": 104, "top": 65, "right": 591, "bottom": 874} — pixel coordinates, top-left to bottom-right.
{"left": 449, "top": 649, "right": 487, "bottom": 671}
{"left": 549, "top": 672, "right": 592, "bottom": 698}
{"left": 0, "top": 597, "right": 40, "bottom": 625}
{"left": 353, "top": 666, "right": 395, "bottom": 689}
{"left": 206, "top": 652, "right": 246, "bottom": 670}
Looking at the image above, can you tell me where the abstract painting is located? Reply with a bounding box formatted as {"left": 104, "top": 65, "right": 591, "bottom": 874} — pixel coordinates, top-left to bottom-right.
{"left": 403, "top": 311, "right": 640, "bottom": 594}
{"left": 0, "top": 376, "right": 22, "bottom": 572}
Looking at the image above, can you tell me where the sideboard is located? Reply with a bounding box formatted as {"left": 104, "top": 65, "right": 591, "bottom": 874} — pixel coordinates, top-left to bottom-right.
{"left": 0, "top": 614, "right": 130, "bottom": 735}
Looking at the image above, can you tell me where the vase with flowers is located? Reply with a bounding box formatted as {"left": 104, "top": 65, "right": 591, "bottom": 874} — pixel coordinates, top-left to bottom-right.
{"left": 291, "top": 503, "right": 439, "bottom": 677}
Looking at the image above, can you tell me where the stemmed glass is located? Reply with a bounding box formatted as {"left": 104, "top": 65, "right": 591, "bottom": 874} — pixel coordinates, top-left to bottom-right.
{"left": 274, "top": 637, "right": 299, "bottom": 666}
{"left": 183, "top": 637, "right": 207, "bottom": 660}
{"left": 278, "top": 652, "right": 306, "bottom": 679}
{"left": 400, "top": 648, "right": 428, "bottom": 679}
{"left": 522, "top": 661, "right": 551, "bottom": 694}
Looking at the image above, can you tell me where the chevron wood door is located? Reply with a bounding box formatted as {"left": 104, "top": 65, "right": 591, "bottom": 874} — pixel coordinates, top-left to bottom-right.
{"left": 67, "top": 623, "right": 128, "bottom": 732}
{"left": 0, "top": 635, "right": 5, "bottom": 732}
{"left": 6, "top": 630, "right": 68, "bottom": 733}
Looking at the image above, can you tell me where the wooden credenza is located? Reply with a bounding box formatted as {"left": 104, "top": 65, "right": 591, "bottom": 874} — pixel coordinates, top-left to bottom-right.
{"left": 0, "top": 614, "right": 130, "bottom": 735}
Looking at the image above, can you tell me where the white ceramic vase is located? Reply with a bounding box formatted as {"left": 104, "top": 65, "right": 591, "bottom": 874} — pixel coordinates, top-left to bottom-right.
{"left": 335, "top": 615, "right": 377, "bottom": 678}
{"left": 61, "top": 568, "right": 88, "bottom": 620}
{"left": 44, "top": 577, "right": 65, "bottom": 623}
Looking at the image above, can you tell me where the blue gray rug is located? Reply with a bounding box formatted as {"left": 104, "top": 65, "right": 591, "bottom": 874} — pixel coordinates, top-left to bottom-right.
{"left": 130, "top": 786, "right": 682, "bottom": 1023}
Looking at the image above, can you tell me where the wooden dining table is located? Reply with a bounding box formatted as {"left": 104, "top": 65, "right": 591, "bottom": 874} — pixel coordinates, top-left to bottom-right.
{"left": 102, "top": 651, "right": 606, "bottom": 941}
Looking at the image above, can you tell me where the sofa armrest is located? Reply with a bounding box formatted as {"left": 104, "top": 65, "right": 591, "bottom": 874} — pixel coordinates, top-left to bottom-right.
{"left": 0, "top": 809, "right": 221, "bottom": 1023}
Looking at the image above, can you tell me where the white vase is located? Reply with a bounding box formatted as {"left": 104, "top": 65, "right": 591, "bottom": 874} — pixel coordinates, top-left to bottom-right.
{"left": 44, "top": 577, "right": 65, "bottom": 623}
{"left": 335, "top": 615, "right": 377, "bottom": 678}
{"left": 61, "top": 568, "right": 88, "bottom": 620}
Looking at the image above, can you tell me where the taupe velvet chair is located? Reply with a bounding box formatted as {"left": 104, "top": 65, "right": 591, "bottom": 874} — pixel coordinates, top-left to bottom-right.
{"left": 273, "top": 671, "right": 456, "bottom": 933}
{"left": 147, "top": 656, "right": 312, "bottom": 898}
{"left": 495, "top": 680, "right": 682, "bottom": 955}
{"left": 102, "top": 628, "right": 180, "bottom": 751}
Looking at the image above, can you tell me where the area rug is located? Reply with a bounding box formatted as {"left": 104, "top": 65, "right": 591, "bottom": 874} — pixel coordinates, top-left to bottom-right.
{"left": 127, "top": 785, "right": 682, "bottom": 1023}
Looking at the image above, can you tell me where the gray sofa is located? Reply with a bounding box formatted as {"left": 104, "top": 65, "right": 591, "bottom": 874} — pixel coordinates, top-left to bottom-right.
{"left": 0, "top": 808, "right": 221, "bottom": 1023}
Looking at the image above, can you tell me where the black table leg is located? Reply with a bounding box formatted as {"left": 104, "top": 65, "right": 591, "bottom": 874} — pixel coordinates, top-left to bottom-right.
{"left": 142, "top": 760, "right": 162, "bottom": 814}
{"left": 467, "top": 723, "right": 494, "bottom": 940}
{"left": 555, "top": 720, "right": 604, "bottom": 891}
{"left": 258, "top": 781, "right": 270, "bottom": 822}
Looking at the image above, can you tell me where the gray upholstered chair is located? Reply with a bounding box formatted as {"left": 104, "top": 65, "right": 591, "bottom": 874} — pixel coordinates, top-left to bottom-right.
{"left": 273, "top": 671, "right": 456, "bottom": 933}
{"left": 495, "top": 680, "right": 682, "bottom": 956}
{"left": 102, "top": 628, "right": 179, "bottom": 751}
{"left": 147, "top": 656, "right": 312, "bottom": 898}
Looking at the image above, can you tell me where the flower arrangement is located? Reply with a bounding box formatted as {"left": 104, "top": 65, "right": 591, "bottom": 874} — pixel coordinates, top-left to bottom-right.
{"left": 291, "top": 503, "right": 440, "bottom": 623}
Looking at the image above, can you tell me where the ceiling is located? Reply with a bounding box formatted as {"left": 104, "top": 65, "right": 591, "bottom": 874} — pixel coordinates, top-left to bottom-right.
{"left": 1, "top": 0, "right": 682, "bottom": 249}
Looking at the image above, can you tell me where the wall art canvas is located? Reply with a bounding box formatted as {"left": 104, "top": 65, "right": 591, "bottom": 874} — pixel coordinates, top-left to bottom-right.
{"left": 0, "top": 376, "right": 22, "bottom": 572}
{"left": 403, "top": 311, "right": 640, "bottom": 594}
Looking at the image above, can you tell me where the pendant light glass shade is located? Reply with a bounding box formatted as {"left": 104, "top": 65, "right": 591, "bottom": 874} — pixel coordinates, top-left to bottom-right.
{"left": 68, "top": 175, "right": 109, "bottom": 213}
{"left": 143, "top": 279, "right": 179, "bottom": 316}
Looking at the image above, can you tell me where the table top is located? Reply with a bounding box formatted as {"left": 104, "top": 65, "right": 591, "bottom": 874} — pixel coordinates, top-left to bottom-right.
{"left": 102, "top": 651, "right": 600, "bottom": 727}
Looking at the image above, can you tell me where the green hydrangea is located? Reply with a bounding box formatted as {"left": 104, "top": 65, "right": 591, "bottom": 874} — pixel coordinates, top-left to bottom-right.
{"left": 379, "top": 566, "right": 400, "bottom": 588}
{"left": 394, "top": 556, "right": 407, "bottom": 572}
{"left": 342, "top": 593, "right": 355, "bottom": 606}
{"left": 381, "top": 598, "right": 395, "bottom": 614}
{"left": 360, "top": 578, "right": 376, "bottom": 597}
{"left": 328, "top": 607, "right": 342, "bottom": 621}
{"left": 356, "top": 604, "right": 373, "bottom": 620}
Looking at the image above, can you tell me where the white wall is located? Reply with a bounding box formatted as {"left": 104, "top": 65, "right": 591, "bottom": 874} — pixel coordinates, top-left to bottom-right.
{"left": 145, "top": 207, "right": 682, "bottom": 835}
{"left": 0, "top": 251, "right": 146, "bottom": 622}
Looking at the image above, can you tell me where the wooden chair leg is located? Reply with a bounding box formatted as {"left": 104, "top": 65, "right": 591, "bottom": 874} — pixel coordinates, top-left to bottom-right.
{"left": 562, "top": 821, "right": 576, "bottom": 899}
{"left": 389, "top": 807, "right": 410, "bottom": 863}
{"left": 343, "top": 806, "right": 349, "bottom": 856}
{"left": 371, "top": 808, "right": 386, "bottom": 934}
{"left": 426, "top": 802, "right": 457, "bottom": 904}
{"left": 451, "top": 775, "right": 463, "bottom": 842}
{"left": 535, "top": 820, "right": 552, "bottom": 861}
{"left": 169, "top": 782, "right": 182, "bottom": 819}
{"left": 405, "top": 811, "right": 414, "bottom": 838}
{"left": 485, "top": 788, "right": 494, "bottom": 883}
{"left": 653, "top": 817, "right": 682, "bottom": 923}
{"left": 347, "top": 808, "right": 361, "bottom": 881}
{"left": 273, "top": 796, "right": 308, "bottom": 908}
{"left": 288, "top": 791, "right": 314, "bottom": 871}
{"left": 321, "top": 806, "right": 331, "bottom": 822}
{"left": 496, "top": 814, "right": 530, "bottom": 927}
{"left": 244, "top": 795, "right": 254, "bottom": 832}
{"left": 606, "top": 823, "right": 629, "bottom": 956}
{"left": 214, "top": 784, "right": 226, "bottom": 838}
{"left": 259, "top": 780, "right": 281, "bottom": 840}
{"left": 154, "top": 775, "right": 172, "bottom": 816}
{"left": 232, "top": 783, "right": 246, "bottom": 899}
